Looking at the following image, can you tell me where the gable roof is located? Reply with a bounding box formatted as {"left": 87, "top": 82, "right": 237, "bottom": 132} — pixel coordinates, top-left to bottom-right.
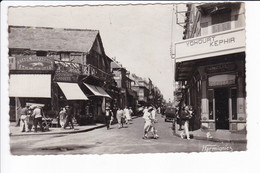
{"left": 8, "top": 26, "right": 99, "bottom": 53}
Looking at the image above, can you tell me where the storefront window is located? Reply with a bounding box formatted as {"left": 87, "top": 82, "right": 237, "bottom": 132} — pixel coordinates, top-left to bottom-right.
{"left": 231, "top": 88, "right": 237, "bottom": 120}
{"left": 208, "top": 89, "right": 214, "bottom": 120}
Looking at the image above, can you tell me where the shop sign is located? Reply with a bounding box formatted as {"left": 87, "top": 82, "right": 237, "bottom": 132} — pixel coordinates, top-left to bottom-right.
{"left": 54, "top": 71, "right": 78, "bottom": 82}
{"left": 175, "top": 28, "right": 245, "bottom": 62}
{"left": 208, "top": 74, "right": 236, "bottom": 87}
{"left": 205, "top": 63, "right": 237, "bottom": 74}
{"left": 16, "top": 55, "right": 54, "bottom": 70}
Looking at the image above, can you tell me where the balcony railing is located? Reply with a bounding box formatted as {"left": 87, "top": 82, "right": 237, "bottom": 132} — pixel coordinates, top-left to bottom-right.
{"left": 82, "top": 64, "right": 111, "bottom": 81}
{"left": 55, "top": 60, "right": 112, "bottom": 81}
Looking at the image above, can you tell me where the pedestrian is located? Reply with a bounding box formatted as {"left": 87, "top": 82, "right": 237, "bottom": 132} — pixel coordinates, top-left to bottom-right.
{"left": 63, "top": 105, "right": 74, "bottom": 130}
{"left": 176, "top": 107, "right": 182, "bottom": 130}
{"left": 27, "top": 106, "right": 34, "bottom": 132}
{"left": 32, "top": 105, "right": 44, "bottom": 132}
{"left": 188, "top": 106, "right": 195, "bottom": 131}
{"left": 129, "top": 107, "right": 133, "bottom": 120}
{"left": 19, "top": 104, "right": 29, "bottom": 132}
{"left": 142, "top": 107, "right": 154, "bottom": 139}
{"left": 180, "top": 106, "right": 192, "bottom": 140}
{"left": 124, "top": 106, "right": 131, "bottom": 124}
{"left": 59, "top": 107, "right": 66, "bottom": 128}
{"left": 105, "top": 107, "right": 113, "bottom": 130}
{"left": 116, "top": 108, "right": 124, "bottom": 128}
{"left": 150, "top": 107, "right": 159, "bottom": 139}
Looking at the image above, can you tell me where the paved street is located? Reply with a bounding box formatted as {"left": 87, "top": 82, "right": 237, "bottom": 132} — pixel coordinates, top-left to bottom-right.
{"left": 10, "top": 114, "right": 246, "bottom": 155}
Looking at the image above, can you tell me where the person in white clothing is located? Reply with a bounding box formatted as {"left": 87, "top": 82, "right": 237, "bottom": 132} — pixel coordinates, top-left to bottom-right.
{"left": 143, "top": 107, "right": 159, "bottom": 139}
{"left": 123, "top": 107, "right": 131, "bottom": 124}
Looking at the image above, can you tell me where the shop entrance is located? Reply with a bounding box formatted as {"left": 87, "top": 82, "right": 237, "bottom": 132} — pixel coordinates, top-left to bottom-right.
{"left": 215, "top": 88, "right": 229, "bottom": 129}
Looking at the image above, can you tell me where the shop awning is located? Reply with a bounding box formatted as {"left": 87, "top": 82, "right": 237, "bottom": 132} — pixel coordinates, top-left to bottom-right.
{"left": 57, "top": 82, "right": 88, "bottom": 100}
{"left": 83, "top": 83, "right": 111, "bottom": 98}
{"left": 9, "top": 74, "right": 51, "bottom": 98}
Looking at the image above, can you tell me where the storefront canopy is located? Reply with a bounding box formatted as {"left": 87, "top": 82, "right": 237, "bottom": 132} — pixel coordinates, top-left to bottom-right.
{"left": 57, "top": 82, "right": 88, "bottom": 100}
{"left": 9, "top": 74, "right": 51, "bottom": 98}
{"left": 83, "top": 83, "right": 111, "bottom": 98}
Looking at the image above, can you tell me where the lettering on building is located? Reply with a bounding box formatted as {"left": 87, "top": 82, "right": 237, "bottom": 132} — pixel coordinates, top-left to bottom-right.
{"left": 186, "top": 36, "right": 235, "bottom": 47}
{"left": 205, "top": 63, "right": 237, "bottom": 73}
{"left": 16, "top": 56, "right": 54, "bottom": 70}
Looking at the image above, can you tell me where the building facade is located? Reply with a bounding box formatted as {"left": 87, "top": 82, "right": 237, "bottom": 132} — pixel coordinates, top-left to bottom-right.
{"left": 111, "top": 61, "right": 137, "bottom": 111}
{"left": 9, "top": 26, "right": 114, "bottom": 124}
{"left": 174, "top": 2, "right": 246, "bottom": 131}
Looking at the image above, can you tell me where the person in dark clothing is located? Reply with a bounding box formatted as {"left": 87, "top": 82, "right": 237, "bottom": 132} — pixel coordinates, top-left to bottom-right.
{"left": 32, "top": 106, "right": 44, "bottom": 132}
{"left": 180, "top": 106, "right": 192, "bottom": 140}
{"left": 105, "top": 107, "right": 113, "bottom": 130}
{"left": 63, "top": 105, "right": 74, "bottom": 130}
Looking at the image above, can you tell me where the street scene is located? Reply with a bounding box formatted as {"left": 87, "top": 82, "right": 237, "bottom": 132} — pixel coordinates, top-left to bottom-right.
{"left": 7, "top": 2, "right": 247, "bottom": 155}
{"left": 10, "top": 114, "right": 246, "bottom": 155}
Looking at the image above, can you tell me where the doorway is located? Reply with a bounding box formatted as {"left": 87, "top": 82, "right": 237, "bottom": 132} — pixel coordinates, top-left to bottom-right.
{"left": 215, "top": 88, "right": 229, "bottom": 129}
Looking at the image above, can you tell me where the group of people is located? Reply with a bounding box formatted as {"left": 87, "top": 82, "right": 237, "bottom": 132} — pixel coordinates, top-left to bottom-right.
{"left": 142, "top": 106, "right": 159, "bottom": 139}
{"left": 176, "top": 105, "right": 194, "bottom": 140}
{"left": 18, "top": 105, "right": 45, "bottom": 133}
{"left": 105, "top": 106, "right": 134, "bottom": 130}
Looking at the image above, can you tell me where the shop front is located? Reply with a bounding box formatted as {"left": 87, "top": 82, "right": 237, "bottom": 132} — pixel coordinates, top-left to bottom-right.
{"left": 174, "top": 28, "right": 246, "bottom": 131}
{"left": 83, "top": 83, "right": 112, "bottom": 123}
{"left": 53, "top": 61, "right": 89, "bottom": 125}
{"left": 9, "top": 55, "right": 54, "bottom": 122}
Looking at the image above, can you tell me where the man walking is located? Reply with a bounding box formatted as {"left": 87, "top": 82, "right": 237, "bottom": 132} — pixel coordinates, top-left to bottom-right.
{"left": 32, "top": 105, "right": 44, "bottom": 132}
{"left": 63, "top": 105, "right": 74, "bottom": 130}
{"left": 20, "top": 105, "right": 29, "bottom": 132}
{"left": 105, "top": 107, "right": 113, "bottom": 130}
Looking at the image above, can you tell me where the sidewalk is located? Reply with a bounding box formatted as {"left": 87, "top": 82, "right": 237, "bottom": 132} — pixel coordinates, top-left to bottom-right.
{"left": 9, "top": 116, "right": 139, "bottom": 137}
{"left": 9, "top": 122, "right": 106, "bottom": 136}
{"left": 173, "top": 124, "right": 247, "bottom": 143}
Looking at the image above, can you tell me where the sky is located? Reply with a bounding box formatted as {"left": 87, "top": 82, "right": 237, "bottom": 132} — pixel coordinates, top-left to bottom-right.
{"left": 8, "top": 3, "right": 185, "bottom": 101}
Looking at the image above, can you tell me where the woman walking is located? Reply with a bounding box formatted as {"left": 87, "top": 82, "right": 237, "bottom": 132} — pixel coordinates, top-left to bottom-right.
{"left": 116, "top": 108, "right": 124, "bottom": 129}
{"left": 180, "top": 106, "right": 192, "bottom": 140}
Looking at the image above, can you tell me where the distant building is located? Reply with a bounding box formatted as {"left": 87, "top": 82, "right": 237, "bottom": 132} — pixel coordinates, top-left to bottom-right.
{"left": 174, "top": 2, "right": 246, "bottom": 131}
{"left": 111, "top": 61, "right": 137, "bottom": 111}
{"left": 130, "top": 74, "right": 150, "bottom": 107}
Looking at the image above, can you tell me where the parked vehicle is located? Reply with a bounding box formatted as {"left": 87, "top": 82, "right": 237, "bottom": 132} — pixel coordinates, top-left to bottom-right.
{"left": 164, "top": 107, "right": 175, "bottom": 122}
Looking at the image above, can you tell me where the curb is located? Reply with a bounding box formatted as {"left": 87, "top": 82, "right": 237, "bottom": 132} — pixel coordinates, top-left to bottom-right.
{"left": 172, "top": 131, "right": 247, "bottom": 143}
{"left": 10, "top": 124, "right": 106, "bottom": 137}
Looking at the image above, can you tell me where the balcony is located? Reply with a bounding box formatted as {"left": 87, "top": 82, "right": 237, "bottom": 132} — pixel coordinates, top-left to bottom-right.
{"left": 54, "top": 60, "right": 112, "bottom": 81}
{"left": 82, "top": 64, "right": 112, "bottom": 81}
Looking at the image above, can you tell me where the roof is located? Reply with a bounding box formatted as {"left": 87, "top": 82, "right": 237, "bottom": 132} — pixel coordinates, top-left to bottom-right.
{"left": 8, "top": 26, "right": 99, "bottom": 53}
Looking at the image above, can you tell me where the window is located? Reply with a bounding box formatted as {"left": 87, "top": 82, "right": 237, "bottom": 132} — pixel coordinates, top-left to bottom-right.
{"left": 201, "top": 22, "right": 208, "bottom": 35}
{"left": 36, "top": 51, "right": 47, "bottom": 56}
{"left": 231, "top": 88, "right": 237, "bottom": 120}
{"left": 211, "top": 11, "right": 231, "bottom": 33}
{"left": 60, "top": 52, "right": 70, "bottom": 61}
{"left": 70, "top": 53, "right": 82, "bottom": 64}
{"left": 208, "top": 89, "right": 214, "bottom": 120}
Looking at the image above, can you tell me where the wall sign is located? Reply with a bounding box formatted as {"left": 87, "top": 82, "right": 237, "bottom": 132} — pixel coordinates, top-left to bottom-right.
{"left": 205, "top": 63, "right": 237, "bottom": 74}
{"left": 175, "top": 28, "right": 245, "bottom": 62}
{"left": 16, "top": 55, "right": 54, "bottom": 70}
{"left": 54, "top": 70, "right": 78, "bottom": 82}
{"left": 208, "top": 74, "right": 236, "bottom": 87}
